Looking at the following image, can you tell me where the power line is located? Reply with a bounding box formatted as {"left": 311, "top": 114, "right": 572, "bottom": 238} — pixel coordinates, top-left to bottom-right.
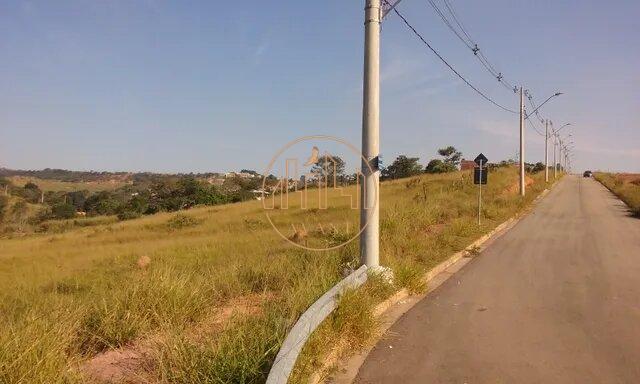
{"left": 526, "top": 92, "right": 548, "bottom": 125}
{"left": 426, "top": 0, "right": 517, "bottom": 94}
{"left": 426, "top": 0, "right": 473, "bottom": 49}
{"left": 525, "top": 94, "right": 548, "bottom": 137}
{"left": 442, "top": 0, "right": 474, "bottom": 44}
{"left": 386, "top": 3, "right": 519, "bottom": 114}
{"left": 526, "top": 115, "right": 545, "bottom": 137}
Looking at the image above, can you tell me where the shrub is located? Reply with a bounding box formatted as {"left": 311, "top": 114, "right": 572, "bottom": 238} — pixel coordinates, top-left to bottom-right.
{"left": 117, "top": 210, "right": 142, "bottom": 221}
{"left": 51, "top": 203, "right": 76, "bottom": 220}
{"left": 0, "top": 195, "right": 7, "bottom": 222}
{"left": 167, "top": 214, "right": 202, "bottom": 229}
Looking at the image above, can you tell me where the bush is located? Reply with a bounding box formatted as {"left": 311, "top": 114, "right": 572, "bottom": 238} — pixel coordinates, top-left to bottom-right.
{"left": 51, "top": 203, "right": 76, "bottom": 220}
{"left": 166, "top": 214, "right": 202, "bottom": 229}
{"left": 425, "top": 159, "right": 455, "bottom": 174}
{"left": 0, "top": 195, "right": 7, "bottom": 222}
{"left": 117, "top": 210, "right": 142, "bottom": 221}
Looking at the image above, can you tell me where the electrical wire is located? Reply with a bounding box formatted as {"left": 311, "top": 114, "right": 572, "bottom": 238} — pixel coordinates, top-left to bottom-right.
{"left": 526, "top": 116, "right": 546, "bottom": 137}
{"left": 426, "top": 0, "right": 517, "bottom": 94}
{"left": 525, "top": 94, "right": 551, "bottom": 137}
{"left": 442, "top": 0, "right": 474, "bottom": 44}
{"left": 427, "top": 0, "right": 473, "bottom": 49}
{"left": 526, "top": 93, "right": 548, "bottom": 125}
{"left": 385, "top": 2, "right": 519, "bottom": 114}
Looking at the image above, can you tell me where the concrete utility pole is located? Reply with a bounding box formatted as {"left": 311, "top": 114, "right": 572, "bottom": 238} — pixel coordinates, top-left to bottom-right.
{"left": 553, "top": 134, "right": 557, "bottom": 179}
{"left": 559, "top": 138, "right": 563, "bottom": 173}
{"left": 478, "top": 159, "right": 483, "bottom": 225}
{"left": 519, "top": 87, "right": 525, "bottom": 196}
{"left": 544, "top": 120, "right": 549, "bottom": 183}
{"left": 361, "top": 0, "right": 381, "bottom": 268}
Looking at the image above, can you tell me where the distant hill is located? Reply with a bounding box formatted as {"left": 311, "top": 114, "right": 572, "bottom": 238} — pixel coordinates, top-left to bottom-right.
{"left": 0, "top": 168, "right": 132, "bottom": 183}
{"left": 0, "top": 168, "right": 227, "bottom": 183}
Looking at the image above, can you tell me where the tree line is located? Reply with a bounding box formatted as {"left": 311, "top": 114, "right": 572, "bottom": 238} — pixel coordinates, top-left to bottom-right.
{"left": 0, "top": 173, "right": 270, "bottom": 229}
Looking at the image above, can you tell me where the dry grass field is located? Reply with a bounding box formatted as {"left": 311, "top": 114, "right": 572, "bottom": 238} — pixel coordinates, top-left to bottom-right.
{"left": 594, "top": 172, "right": 640, "bottom": 216}
{"left": 0, "top": 167, "right": 551, "bottom": 383}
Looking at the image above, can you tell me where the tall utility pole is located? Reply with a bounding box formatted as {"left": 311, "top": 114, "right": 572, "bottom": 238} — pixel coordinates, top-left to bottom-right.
{"left": 553, "top": 134, "right": 557, "bottom": 179}
{"left": 519, "top": 87, "right": 525, "bottom": 196}
{"left": 544, "top": 120, "right": 549, "bottom": 183}
{"left": 361, "top": 0, "right": 381, "bottom": 268}
{"left": 559, "top": 138, "right": 563, "bottom": 173}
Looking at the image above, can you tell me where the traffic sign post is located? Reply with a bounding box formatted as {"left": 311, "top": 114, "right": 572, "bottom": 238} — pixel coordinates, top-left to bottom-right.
{"left": 473, "top": 154, "right": 489, "bottom": 225}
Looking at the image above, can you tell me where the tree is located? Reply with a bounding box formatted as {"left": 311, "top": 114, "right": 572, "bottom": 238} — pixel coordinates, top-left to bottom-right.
{"left": 382, "top": 155, "right": 423, "bottom": 179}
{"left": 19, "top": 182, "right": 42, "bottom": 204}
{"left": 84, "top": 191, "right": 122, "bottom": 216}
{"left": 51, "top": 202, "right": 76, "bottom": 219}
{"left": 425, "top": 159, "right": 455, "bottom": 174}
{"left": 0, "top": 195, "right": 7, "bottom": 223}
{"left": 240, "top": 169, "right": 260, "bottom": 176}
{"left": 312, "top": 154, "right": 346, "bottom": 186}
{"left": 10, "top": 201, "right": 29, "bottom": 231}
{"left": 437, "top": 146, "right": 463, "bottom": 168}
{"left": 24, "top": 182, "right": 39, "bottom": 191}
{"left": 532, "top": 162, "right": 545, "bottom": 173}
{"left": 66, "top": 190, "right": 89, "bottom": 211}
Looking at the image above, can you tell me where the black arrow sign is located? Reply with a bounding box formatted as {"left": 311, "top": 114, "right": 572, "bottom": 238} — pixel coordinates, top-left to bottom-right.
{"left": 474, "top": 153, "right": 488, "bottom": 166}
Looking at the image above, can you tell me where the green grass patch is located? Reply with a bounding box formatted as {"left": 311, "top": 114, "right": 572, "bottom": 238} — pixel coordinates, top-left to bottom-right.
{"left": 0, "top": 167, "right": 550, "bottom": 383}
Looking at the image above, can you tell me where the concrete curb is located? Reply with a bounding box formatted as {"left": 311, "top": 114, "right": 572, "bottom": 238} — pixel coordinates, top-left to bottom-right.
{"left": 323, "top": 187, "right": 553, "bottom": 384}
{"left": 265, "top": 265, "right": 369, "bottom": 384}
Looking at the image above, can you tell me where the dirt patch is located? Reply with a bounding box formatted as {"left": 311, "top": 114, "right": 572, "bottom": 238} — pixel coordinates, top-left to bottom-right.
{"left": 136, "top": 255, "right": 151, "bottom": 269}
{"left": 504, "top": 175, "right": 534, "bottom": 195}
{"left": 422, "top": 223, "right": 446, "bottom": 236}
{"left": 188, "top": 292, "right": 272, "bottom": 342}
{"left": 81, "top": 345, "right": 154, "bottom": 384}
{"left": 80, "top": 292, "right": 273, "bottom": 383}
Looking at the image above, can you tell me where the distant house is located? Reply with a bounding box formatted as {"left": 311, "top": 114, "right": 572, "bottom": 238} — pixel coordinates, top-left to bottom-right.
{"left": 224, "top": 172, "right": 256, "bottom": 179}
{"left": 460, "top": 159, "right": 476, "bottom": 171}
{"left": 250, "top": 189, "right": 269, "bottom": 200}
{"left": 207, "top": 178, "right": 225, "bottom": 186}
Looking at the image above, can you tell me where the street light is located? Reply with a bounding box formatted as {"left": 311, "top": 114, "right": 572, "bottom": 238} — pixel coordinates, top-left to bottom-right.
{"left": 526, "top": 92, "right": 563, "bottom": 119}
{"left": 554, "top": 122, "right": 571, "bottom": 134}
{"left": 544, "top": 122, "right": 571, "bottom": 183}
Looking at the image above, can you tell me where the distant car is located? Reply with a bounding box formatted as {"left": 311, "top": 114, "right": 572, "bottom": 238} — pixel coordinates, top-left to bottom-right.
{"left": 583, "top": 170, "right": 592, "bottom": 178}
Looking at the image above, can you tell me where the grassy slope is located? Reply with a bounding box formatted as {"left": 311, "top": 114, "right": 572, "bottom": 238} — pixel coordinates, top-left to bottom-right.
{"left": 0, "top": 167, "right": 549, "bottom": 383}
{"left": 594, "top": 172, "right": 640, "bottom": 216}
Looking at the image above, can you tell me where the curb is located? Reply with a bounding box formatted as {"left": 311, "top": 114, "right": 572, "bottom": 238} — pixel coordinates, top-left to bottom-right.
{"left": 322, "top": 186, "right": 553, "bottom": 384}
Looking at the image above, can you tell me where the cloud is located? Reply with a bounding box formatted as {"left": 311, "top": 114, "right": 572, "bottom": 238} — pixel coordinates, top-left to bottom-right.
{"left": 380, "top": 58, "right": 420, "bottom": 83}
{"left": 253, "top": 41, "right": 270, "bottom": 64}
{"left": 475, "top": 120, "right": 515, "bottom": 139}
{"left": 475, "top": 119, "right": 546, "bottom": 145}
{"left": 575, "top": 144, "right": 640, "bottom": 159}
{"left": 379, "top": 58, "right": 458, "bottom": 97}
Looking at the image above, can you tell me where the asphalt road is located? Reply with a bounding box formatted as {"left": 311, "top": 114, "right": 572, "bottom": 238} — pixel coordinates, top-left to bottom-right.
{"left": 356, "top": 176, "right": 640, "bottom": 384}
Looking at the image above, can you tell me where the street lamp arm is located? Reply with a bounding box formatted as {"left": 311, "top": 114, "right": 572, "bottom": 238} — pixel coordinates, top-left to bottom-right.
{"left": 553, "top": 123, "right": 572, "bottom": 134}
{"left": 525, "top": 92, "right": 563, "bottom": 120}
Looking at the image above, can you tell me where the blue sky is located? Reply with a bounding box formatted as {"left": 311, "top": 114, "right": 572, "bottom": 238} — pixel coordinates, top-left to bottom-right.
{"left": 1, "top": 0, "right": 638, "bottom": 173}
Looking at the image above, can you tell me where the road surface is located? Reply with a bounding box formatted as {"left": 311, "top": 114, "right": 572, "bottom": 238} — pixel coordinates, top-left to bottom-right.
{"left": 356, "top": 176, "right": 640, "bottom": 383}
